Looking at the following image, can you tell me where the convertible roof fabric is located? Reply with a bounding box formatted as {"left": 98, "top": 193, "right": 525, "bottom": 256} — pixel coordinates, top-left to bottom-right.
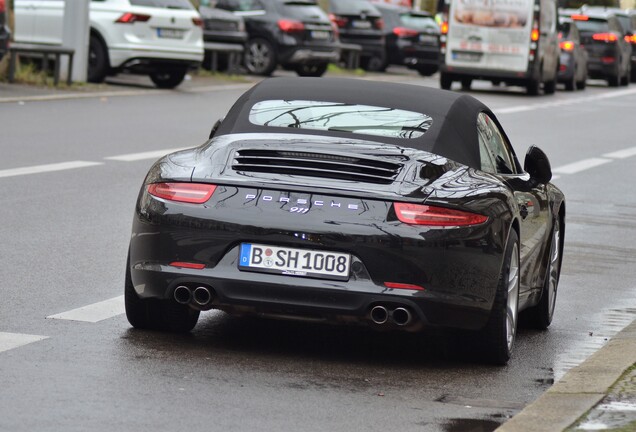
{"left": 215, "top": 77, "right": 498, "bottom": 169}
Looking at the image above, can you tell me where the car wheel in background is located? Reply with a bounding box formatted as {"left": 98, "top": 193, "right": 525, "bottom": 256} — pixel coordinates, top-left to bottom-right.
{"left": 564, "top": 72, "right": 576, "bottom": 91}
{"left": 416, "top": 65, "right": 438, "bottom": 76}
{"left": 149, "top": 66, "right": 188, "bottom": 89}
{"left": 631, "top": 65, "right": 636, "bottom": 83}
{"left": 361, "top": 55, "right": 386, "bottom": 72}
{"left": 620, "top": 63, "right": 630, "bottom": 86}
{"left": 461, "top": 78, "right": 472, "bottom": 90}
{"left": 440, "top": 72, "right": 452, "bottom": 90}
{"left": 87, "top": 34, "right": 109, "bottom": 83}
{"left": 244, "top": 38, "right": 277, "bottom": 76}
{"left": 527, "top": 78, "right": 540, "bottom": 95}
{"left": 124, "top": 254, "right": 200, "bottom": 332}
{"left": 476, "top": 229, "right": 520, "bottom": 365}
{"left": 544, "top": 75, "right": 556, "bottom": 94}
{"left": 524, "top": 218, "right": 562, "bottom": 330}
{"left": 294, "top": 63, "right": 329, "bottom": 77}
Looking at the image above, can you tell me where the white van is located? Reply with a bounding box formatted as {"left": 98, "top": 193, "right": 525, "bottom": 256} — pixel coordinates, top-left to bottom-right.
{"left": 14, "top": 0, "right": 204, "bottom": 88}
{"left": 439, "top": 0, "right": 560, "bottom": 95}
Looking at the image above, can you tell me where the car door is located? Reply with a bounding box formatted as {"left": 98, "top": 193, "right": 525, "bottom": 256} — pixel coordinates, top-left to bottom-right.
{"left": 31, "top": 0, "right": 63, "bottom": 45}
{"left": 477, "top": 112, "right": 549, "bottom": 298}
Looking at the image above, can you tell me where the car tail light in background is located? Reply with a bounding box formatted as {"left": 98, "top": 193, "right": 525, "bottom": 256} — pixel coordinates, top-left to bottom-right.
{"left": 560, "top": 40, "right": 575, "bottom": 51}
{"left": 440, "top": 21, "right": 449, "bottom": 35}
{"left": 602, "top": 56, "right": 616, "bottom": 64}
{"left": 329, "top": 14, "right": 348, "bottom": 28}
{"left": 592, "top": 33, "right": 618, "bottom": 42}
{"left": 115, "top": 13, "right": 151, "bottom": 24}
{"left": 192, "top": 17, "right": 203, "bottom": 28}
{"left": 571, "top": 14, "right": 589, "bottom": 21}
{"left": 278, "top": 19, "right": 305, "bottom": 33}
{"left": 0, "top": 0, "right": 5, "bottom": 13}
{"left": 625, "top": 34, "right": 636, "bottom": 43}
{"left": 531, "top": 27, "right": 540, "bottom": 42}
{"left": 393, "top": 203, "right": 488, "bottom": 226}
{"left": 393, "top": 27, "right": 419, "bottom": 38}
{"left": 374, "top": 18, "right": 384, "bottom": 30}
{"left": 559, "top": 64, "right": 567, "bottom": 72}
{"left": 148, "top": 183, "right": 217, "bottom": 204}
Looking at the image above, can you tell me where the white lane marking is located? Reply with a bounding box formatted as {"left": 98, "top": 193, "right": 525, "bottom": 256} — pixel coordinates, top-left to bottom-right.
{"left": 47, "top": 296, "right": 124, "bottom": 323}
{"left": 0, "top": 332, "right": 48, "bottom": 353}
{"left": 603, "top": 146, "right": 636, "bottom": 159}
{"left": 0, "top": 89, "right": 156, "bottom": 104}
{"left": 0, "top": 161, "right": 103, "bottom": 179}
{"left": 105, "top": 148, "right": 189, "bottom": 162}
{"left": 495, "top": 88, "right": 636, "bottom": 115}
{"left": 552, "top": 158, "right": 612, "bottom": 174}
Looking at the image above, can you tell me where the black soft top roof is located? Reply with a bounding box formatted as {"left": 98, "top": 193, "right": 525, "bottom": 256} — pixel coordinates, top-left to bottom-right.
{"left": 215, "top": 77, "right": 497, "bottom": 169}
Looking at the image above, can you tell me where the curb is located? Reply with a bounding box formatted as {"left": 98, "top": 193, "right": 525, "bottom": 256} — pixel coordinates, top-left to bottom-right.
{"left": 496, "top": 319, "right": 636, "bottom": 432}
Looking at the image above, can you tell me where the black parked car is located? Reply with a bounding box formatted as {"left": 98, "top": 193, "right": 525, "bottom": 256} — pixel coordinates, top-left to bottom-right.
{"left": 608, "top": 8, "right": 636, "bottom": 82}
{"left": 125, "top": 77, "right": 565, "bottom": 365}
{"left": 557, "top": 18, "right": 588, "bottom": 90}
{"left": 199, "top": 2, "right": 248, "bottom": 72}
{"left": 562, "top": 9, "right": 631, "bottom": 86}
{"left": 0, "top": 0, "right": 9, "bottom": 60}
{"left": 327, "top": 0, "right": 385, "bottom": 71}
{"left": 375, "top": 3, "right": 439, "bottom": 76}
{"left": 215, "top": 0, "right": 338, "bottom": 76}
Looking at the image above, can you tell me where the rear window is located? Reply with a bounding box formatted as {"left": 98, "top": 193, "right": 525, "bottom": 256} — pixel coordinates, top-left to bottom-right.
{"left": 400, "top": 14, "right": 438, "bottom": 32}
{"left": 129, "top": 0, "right": 194, "bottom": 9}
{"left": 617, "top": 15, "right": 632, "bottom": 32}
{"left": 216, "top": 0, "right": 264, "bottom": 12}
{"left": 249, "top": 100, "right": 433, "bottom": 139}
{"left": 277, "top": 2, "right": 328, "bottom": 21}
{"left": 329, "top": 0, "right": 380, "bottom": 16}
{"left": 573, "top": 18, "right": 609, "bottom": 33}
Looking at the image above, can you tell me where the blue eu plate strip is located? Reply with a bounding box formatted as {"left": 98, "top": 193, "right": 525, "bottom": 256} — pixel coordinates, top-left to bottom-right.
{"left": 239, "top": 244, "right": 252, "bottom": 267}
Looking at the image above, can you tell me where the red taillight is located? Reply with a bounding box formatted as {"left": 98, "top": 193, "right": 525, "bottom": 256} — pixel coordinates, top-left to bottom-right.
{"left": 531, "top": 28, "right": 540, "bottom": 42}
{"left": 384, "top": 282, "right": 425, "bottom": 291}
{"left": 393, "top": 27, "right": 419, "bottom": 38}
{"left": 170, "top": 261, "right": 206, "bottom": 270}
{"left": 592, "top": 33, "right": 618, "bottom": 42}
{"left": 278, "top": 19, "right": 304, "bottom": 33}
{"left": 559, "top": 64, "right": 567, "bottom": 72}
{"left": 375, "top": 18, "right": 384, "bottom": 30}
{"left": 329, "top": 13, "right": 348, "bottom": 28}
{"left": 560, "top": 40, "right": 575, "bottom": 51}
{"left": 602, "top": 56, "right": 616, "bottom": 64}
{"left": 147, "top": 183, "right": 216, "bottom": 204}
{"left": 393, "top": 203, "right": 488, "bottom": 226}
{"left": 115, "top": 13, "right": 151, "bottom": 24}
{"left": 571, "top": 14, "right": 589, "bottom": 21}
{"left": 192, "top": 17, "right": 203, "bottom": 28}
{"left": 624, "top": 34, "right": 636, "bottom": 43}
{"left": 0, "top": 0, "right": 5, "bottom": 13}
{"left": 440, "top": 21, "right": 449, "bottom": 35}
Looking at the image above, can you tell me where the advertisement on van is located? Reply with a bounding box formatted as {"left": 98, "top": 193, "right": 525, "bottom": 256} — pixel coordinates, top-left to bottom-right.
{"left": 445, "top": 0, "right": 534, "bottom": 72}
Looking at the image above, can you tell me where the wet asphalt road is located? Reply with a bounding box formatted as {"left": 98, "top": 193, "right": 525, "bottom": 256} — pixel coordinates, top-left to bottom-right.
{"left": 1, "top": 69, "right": 635, "bottom": 432}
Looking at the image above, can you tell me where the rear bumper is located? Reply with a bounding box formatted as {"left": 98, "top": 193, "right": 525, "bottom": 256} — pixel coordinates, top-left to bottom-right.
{"left": 109, "top": 46, "right": 203, "bottom": 69}
{"left": 440, "top": 64, "right": 538, "bottom": 85}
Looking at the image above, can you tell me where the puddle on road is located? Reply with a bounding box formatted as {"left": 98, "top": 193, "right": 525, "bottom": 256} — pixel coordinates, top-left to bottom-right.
{"left": 442, "top": 418, "right": 502, "bottom": 432}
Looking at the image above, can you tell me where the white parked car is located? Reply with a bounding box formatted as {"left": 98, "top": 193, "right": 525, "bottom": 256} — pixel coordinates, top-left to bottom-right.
{"left": 14, "top": 0, "right": 204, "bottom": 88}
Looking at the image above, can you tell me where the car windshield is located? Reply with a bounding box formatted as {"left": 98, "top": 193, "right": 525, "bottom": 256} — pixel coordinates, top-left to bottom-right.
{"left": 129, "top": 0, "right": 194, "bottom": 9}
{"left": 249, "top": 100, "right": 433, "bottom": 139}
{"left": 400, "top": 14, "right": 438, "bottom": 32}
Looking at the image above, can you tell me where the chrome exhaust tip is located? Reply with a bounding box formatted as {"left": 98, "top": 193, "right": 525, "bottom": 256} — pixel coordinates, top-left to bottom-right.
{"left": 391, "top": 307, "right": 412, "bottom": 326}
{"left": 193, "top": 286, "right": 212, "bottom": 306}
{"left": 370, "top": 305, "right": 389, "bottom": 325}
{"left": 173, "top": 285, "right": 192, "bottom": 304}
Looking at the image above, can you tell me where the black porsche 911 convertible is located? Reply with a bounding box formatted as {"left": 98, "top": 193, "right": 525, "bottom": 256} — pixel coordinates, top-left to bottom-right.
{"left": 125, "top": 78, "right": 565, "bottom": 364}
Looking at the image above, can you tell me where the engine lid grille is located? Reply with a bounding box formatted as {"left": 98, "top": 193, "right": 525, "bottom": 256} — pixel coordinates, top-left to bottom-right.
{"left": 232, "top": 149, "right": 404, "bottom": 184}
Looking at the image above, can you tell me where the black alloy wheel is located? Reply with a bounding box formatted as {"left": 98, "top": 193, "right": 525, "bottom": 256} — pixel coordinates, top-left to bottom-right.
{"left": 440, "top": 72, "right": 452, "bottom": 90}
{"left": 524, "top": 218, "right": 562, "bottom": 330}
{"left": 294, "top": 63, "right": 329, "bottom": 77}
{"left": 416, "top": 65, "right": 437, "bottom": 76}
{"left": 87, "top": 34, "right": 109, "bottom": 83}
{"left": 244, "top": 38, "right": 277, "bottom": 76}
{"left": 476, "top": 229, "right": 520, "bottom": 365}
{"left": 461, "top": 78, "right": 472, "bottom": 90}
{"left": 124, "top": 254, "right": 200, "bottom": 332}
{"left": 149, "top": 66, "right": 188, "bottom": 89}
{"left": 361, "top": 55, "right": 387, "bottom": 72}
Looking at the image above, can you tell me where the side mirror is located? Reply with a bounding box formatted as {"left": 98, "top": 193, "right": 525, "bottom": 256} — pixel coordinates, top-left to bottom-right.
{"left": 524, "top": 146, "right": 552, "bottom": 185}
{"left": 209, "top": 117, "right": 224, "bottom": 139}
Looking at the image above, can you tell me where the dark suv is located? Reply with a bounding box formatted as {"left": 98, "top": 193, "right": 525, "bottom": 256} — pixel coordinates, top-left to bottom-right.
{"left": 199, "top": 2, "right": 248, "bottom": 72}
{"left": 563, "top": 8, "right": 631, "bottom": 86}
{"left": 215, "top": 0, "right": 338, "bottom": 76}
{"left": 327, "top": 0, "right": 385, "bottom": 71}
{"left": 0, "top": 0, "right": 9, "bottom": 60}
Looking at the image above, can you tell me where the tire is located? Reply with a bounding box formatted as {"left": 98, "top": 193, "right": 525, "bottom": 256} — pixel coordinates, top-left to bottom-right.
{"left": 543, "top": 78, "right": 556, "bottom": 95}
{"left": 295, "top": 63, "right": 328, "bottom": 77}
{"left": 631, "top": 65, "right": 636, "bottom": 83}
{"left": 608, "top": 65, "right": 620, "bottom": 87}
{"left": 461, "top": 78, "right": 472, "bottom": 90}
{"left": 620, "top": 64, "right": 630, "bottom": 86}
{"left": 87, "top": 34, "right": 109, "bottom": 84}
{"left": 125, "top": 254, "right": 199, "bottom": 332}
{"left": 564, "top": 72, "right": 576, "bottom": 91}
{"left": 416, "top": 65, "right": 438, "bottom": 76}
{"left": 244, "top": 38, "right": 277, "bottom": 76}
{"left": 361, "top": 55, "right": 386, "bottom": 72}
{"left": 440, "top": 72, "right": 453, "bottom": 90}
{"left": 524, "top": 218, "right": 562, "bottom": 330}
{"left": 476, "top": 229, "right": 520, "bottom": 365}
{"left": 149, "top": 66, "right": 188, "bottom": 89}
{"left": 526, "top": 78, "right": 540, "bottom": 95}
{"left": 576, "top": 78, "right": 586, "bottom": 90}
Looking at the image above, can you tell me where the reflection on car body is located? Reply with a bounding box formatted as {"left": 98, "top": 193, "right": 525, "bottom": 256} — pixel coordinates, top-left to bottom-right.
{"left": 125, "top": 78, "right": 565, "bottom": 365}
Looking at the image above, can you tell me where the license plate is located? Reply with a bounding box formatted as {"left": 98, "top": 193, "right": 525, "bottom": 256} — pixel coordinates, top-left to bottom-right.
{"left": 351, "top": 20, "right": 372, "bottom": 29}
{"left": 419, "top": 34, "right": 437, "bottom": 44}
{"left": 157, "top": 28, "right": 185, "bottom": 39}
{"left": 452, "top": 51, "right": 482, "bottom": 62}
{"left": 239, "top": 243, "right": 351, "bottom": 281}
{"left": 311, "top": 30, "right": 330, "bottom": 40}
